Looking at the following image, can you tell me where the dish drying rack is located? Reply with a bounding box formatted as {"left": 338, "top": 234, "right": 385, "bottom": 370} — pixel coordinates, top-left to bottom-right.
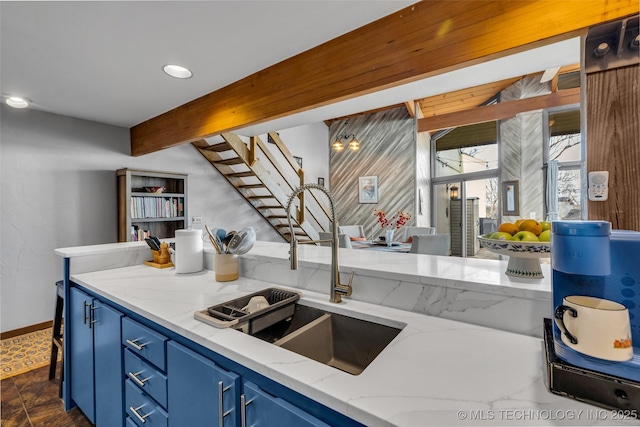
{"left": 194, "top": 288, "right": 301, "bottom": 334}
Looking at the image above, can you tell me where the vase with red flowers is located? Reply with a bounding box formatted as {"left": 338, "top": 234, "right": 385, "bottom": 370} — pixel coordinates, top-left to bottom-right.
{"left": 374, "top": 209, "right": 412, "bottom": 247}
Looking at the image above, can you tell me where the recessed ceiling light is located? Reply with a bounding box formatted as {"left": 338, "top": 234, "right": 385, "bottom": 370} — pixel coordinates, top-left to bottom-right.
{"left": 163, "top": 64, "right": 193, "bottom": 79}
{"left": 6, "top": 96, "right": 29, "bottom": 108}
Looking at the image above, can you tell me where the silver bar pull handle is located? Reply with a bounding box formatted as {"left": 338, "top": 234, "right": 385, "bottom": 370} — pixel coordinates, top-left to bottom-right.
{"left": 218, "top": 381, "right": 233, "bottom": 427}
{"left": 125, "top": 338, "right": 147, "bottom": 351}
{"left": 89, "top": 305, "right": 97, "bottom": 328}
{"left": 218, "top": 381, "right": 224, "bottom": 427}
{"left": 83, "top": 301, "right": 90, "bottom": 325}
{"left": 129, "top": 405, "right": 150, "bottom": 424}
{"left": 240, "top": 394, "right": 254, "bottom": 427}
{"left": 127, "top": 371, "right": 149, "bottom": 388}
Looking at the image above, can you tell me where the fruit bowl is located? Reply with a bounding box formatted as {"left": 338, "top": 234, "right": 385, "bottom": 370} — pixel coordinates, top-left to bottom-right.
{"left": 477, "top": 235, "right": 550, "bottom": 279}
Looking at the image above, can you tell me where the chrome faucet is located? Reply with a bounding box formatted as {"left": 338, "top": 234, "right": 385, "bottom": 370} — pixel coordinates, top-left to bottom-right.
{"left": 285, "top": 184, "right": 353, "bottom": 303}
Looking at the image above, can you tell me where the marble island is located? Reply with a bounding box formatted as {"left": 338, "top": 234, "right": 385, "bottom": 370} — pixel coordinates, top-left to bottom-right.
{"left": 56, "top": 240, "right": 636, "bottom": 426}
{"left": 236, "top": 241, "right": 552, "bottom": 338}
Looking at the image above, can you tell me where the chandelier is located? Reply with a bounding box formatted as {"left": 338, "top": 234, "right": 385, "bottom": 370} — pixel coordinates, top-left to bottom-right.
{"left": 332, "top": 119, "right": 360, "bottom": 152}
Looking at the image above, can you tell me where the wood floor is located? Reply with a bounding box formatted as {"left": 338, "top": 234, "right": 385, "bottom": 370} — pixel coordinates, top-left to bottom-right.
{"left": 1, "top": 363, "right": 91, "bottom": 427}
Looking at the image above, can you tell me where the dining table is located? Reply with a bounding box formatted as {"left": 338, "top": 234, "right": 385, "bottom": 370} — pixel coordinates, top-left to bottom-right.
{"left": 349, "top": 239, "right": 412, "bottom": 253}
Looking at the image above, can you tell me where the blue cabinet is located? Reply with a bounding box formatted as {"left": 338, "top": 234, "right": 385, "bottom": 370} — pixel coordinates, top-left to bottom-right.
{"left": 122, "top": 317, "right": 169, "bottom": 427}
{"left": 242, "top": 382, "right": 330, "bottom": 427}
{"left": 69, "top": 287, "right": 95, "bottom": 422}
{"left": 167, "top": 341, "right": 240, "bottom": 427}
{"left": 69, "top": 287, "right": 124, "bottom": 426}
{"left": 68, "top": 287, "right": 357, "bottom": 427}
{"left": 167, "top": 341, "right": 331, "bottom": 427}
{"left": 125, "top": 379, "right": 168, "bottom": 427}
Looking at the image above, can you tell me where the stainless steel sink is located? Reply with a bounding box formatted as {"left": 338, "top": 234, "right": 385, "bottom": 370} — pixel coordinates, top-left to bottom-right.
{"left": 250, "top": 304, "right": 404, "bottom": 375}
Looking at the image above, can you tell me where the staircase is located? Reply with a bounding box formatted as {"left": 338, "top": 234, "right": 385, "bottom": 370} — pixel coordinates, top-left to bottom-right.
{"left": 192, "top": 132, "right": 332, "bottom": 242}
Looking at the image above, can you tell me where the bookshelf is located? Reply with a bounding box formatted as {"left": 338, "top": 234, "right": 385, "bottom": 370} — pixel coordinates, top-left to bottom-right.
{"left": 117, "top": 169, "right": 188, "bottom": 242}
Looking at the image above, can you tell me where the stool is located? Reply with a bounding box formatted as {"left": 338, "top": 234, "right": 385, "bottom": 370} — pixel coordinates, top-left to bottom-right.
{"left": 49, "top": 280, "right": 64, "bottom": 398}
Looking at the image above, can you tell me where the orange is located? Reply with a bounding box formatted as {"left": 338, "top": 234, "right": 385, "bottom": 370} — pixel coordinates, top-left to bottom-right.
{"left": 519, "top": 219, "right": 542, "bottom": 235}
{"left": 497, "top": 222, "right": 519, "bottom": 236}
{"left": 514, "top": 219, "right": 526, "bottom": 228}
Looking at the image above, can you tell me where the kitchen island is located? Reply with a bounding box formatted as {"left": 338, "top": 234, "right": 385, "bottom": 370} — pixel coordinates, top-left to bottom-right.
{"left": 56, "top": 241, "right": 636, "bottom": 426}
{"left": 237, "top": 241, "right": 552, "bottom": 338}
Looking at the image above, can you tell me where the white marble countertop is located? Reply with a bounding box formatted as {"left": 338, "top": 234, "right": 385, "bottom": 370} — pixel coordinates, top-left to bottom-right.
{"left": 55, "top": 240, "right": 151, "bottom": 257}
{"left": 232, "top": 241, "right": 553, "bottom": 300}
{"left": 56, "top": 239, "right": 552, "bottom": 300}
{"left": 69, "top": 263, "right": 631, "bottom": 427}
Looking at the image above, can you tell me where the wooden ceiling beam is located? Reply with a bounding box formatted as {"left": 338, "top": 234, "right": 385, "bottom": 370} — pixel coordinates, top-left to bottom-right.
{"left": 418, "top": 87, "right": 581, "bottom": 132}
{"left": 130, "top": 1, "right": 638, "bottom": 156}
{"left": 405, "top": 101, "right": 423, "bottom": 119}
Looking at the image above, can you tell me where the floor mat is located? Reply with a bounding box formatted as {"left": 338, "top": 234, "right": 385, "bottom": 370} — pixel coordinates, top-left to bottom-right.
{"left": 1, "top": 328, "right": 60, "bottom": 380}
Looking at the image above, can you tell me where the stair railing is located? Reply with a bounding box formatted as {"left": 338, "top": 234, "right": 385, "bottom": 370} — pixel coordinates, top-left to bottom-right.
{"left": 263, "top": 132, "right": 332, "bottom": 227}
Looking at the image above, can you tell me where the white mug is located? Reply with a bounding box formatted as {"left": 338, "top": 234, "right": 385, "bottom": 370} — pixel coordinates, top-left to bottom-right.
{"left": 554, "top": 295, "right": 633, "bottom": 361}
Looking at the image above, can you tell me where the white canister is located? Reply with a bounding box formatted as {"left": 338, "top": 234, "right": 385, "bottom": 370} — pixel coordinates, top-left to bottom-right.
{"left": 174, "top": 229, "right": 203, "bottom": 273}
{"left": 215, "top": 254, "right": 239, "bottom": 282}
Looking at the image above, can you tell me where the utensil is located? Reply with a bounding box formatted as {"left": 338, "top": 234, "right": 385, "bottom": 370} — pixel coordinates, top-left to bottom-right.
{"left": 228, "top": 227, "right": 256, "bottom": 255}
{"left": 151, "top": 236, "right": 162, "bottom": 249}
{"left": 221, "top": 232, "right": 235, "bottom": 253}
{"left": 205, "top": 225, "right": 223, "bottom": 254}
{"left": 144, "top": 237, "right": 160, "bottom": 251}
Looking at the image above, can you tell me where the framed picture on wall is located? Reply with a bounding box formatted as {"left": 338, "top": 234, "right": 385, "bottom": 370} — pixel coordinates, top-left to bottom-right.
{"left": 293, "top": 156, "right": 302, "bottom": 168}
{"left": 318, "top": 177, "right": 325, "bottom": 187}
{"left": 502, "top": 180, "right": 520, "bottom": 216}
{"left": 358, "top": 176, "right": 378, "bottom": 204}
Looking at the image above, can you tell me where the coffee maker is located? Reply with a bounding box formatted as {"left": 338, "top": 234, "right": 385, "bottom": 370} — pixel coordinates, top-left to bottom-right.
{"left": 546, "top": 220, "right": 639, "bottom": 410}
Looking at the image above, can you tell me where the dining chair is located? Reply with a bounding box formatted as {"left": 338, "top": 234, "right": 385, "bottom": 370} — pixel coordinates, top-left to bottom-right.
{"left": 319, "top": 232, "right": 353, "bottom": 249}
{"left": 403, "top": 226, "right": 436, "bottom": 242}
{"left": 409, "top": 234, "right": 450, "bottom": 256}
{"left": 338, "top": 225, "right": 366, "bottom": 240}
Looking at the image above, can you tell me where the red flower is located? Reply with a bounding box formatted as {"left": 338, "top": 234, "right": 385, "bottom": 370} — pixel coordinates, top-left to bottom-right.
{"left": 374, "top": 209, "right": 412, "bottom": 230}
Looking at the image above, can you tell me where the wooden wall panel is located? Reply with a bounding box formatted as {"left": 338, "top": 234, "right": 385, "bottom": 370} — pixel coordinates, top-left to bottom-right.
{"left": 586, "top": 65, "right": 640, "bottom": 231}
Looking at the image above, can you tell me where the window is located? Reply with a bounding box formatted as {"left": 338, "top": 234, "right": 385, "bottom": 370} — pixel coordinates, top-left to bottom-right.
{"left": 434, "top": 121, "right": 498, "bottom": 178}
{"left": 545, "top": 108, "right": 582, "bottom": 220}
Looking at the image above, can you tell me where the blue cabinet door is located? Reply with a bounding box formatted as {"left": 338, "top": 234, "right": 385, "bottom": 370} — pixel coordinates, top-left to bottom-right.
{"left": 167, "top": 341, "right": 240, "bottom": 427}
{"left": 94, "top": 299, "right": 124, "bottom": 427}
{"left": 69, "top": 287, "right": 95, "bottom": 423}
{"left": 243, "top": 382, "right": 330, "bottom": 427}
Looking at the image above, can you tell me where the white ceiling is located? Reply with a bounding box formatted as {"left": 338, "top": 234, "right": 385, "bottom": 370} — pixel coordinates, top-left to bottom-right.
{"left": 1, "top": 1, "right": 580, "bottom": 138}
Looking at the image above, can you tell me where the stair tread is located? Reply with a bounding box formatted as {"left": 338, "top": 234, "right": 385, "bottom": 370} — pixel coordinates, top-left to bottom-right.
{"left": 247, "top": 195, "right": 275, "bottom": 199}
{"left": 227, "top": 171, "right": 256, "bottom": 178}
{"left": 237, "top": 184, "right": 265, "bottom": 189}
{"left": 203, "top": 142, "right": 232, "bottom": 152}
{"left": 216, "top": 157, "right": 244, "bottom": 166}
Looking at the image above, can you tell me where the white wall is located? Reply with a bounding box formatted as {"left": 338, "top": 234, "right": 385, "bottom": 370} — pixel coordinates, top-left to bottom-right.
{"left": 0, "top": 105, "right": 286, "bottom": 332}
{"left": 257, "top": 122, "right": 329, "bottom": 189}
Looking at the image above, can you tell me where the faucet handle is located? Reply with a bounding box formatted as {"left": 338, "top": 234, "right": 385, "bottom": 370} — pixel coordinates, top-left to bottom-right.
{"left": 336, "top": 272, "right": 354, "bottom": 297}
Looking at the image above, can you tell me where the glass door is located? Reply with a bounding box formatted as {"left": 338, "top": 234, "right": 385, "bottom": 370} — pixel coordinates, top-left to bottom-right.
{"left": 431, "top": 119, "right": 499, "bottom": 258}
{"left": 433, "top": 177, "right": 498, "bottom": 258}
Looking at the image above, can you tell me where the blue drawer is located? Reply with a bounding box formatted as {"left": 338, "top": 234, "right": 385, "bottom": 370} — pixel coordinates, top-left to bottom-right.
{"left": 124, "top": 348, "right": 168, "bottom": 408}
{"left": 125, "top": 380, "right": 168, "bottom": 427}
{"left": 122, "top": 317, "right": 168, "bottom": 371}
{"left": 126, "top": 417, "right": 138, "bottom": 427}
